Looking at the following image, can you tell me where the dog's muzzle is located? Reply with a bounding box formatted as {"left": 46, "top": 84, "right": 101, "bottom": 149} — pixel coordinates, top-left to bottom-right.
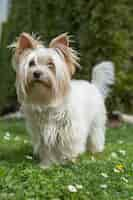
{"left": 33, "top": 70, "right": 42, "bottom": 79}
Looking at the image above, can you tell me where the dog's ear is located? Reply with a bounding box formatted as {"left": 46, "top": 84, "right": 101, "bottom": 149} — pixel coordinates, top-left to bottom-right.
{"left": 18, "top": 33, "right": 34, "bottom": 50}
{"left": 49, "top": 33, "right": 69, "bottom": 48}
{"left": 16, "top": 32, "right": 39, "bottom": 54}
{"left": 12, "top": 33, "right": 41, "bottom": 69}
{"left": 49, "top": 33, "right": 79, "bottom": 77}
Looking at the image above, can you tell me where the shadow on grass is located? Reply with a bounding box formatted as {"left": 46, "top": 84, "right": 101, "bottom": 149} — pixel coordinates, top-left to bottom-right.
{"left": 0, "top": 119, "right": 26, "bottom": 136}
{"left": 0, "top": 119, "right": 36, "bottom": 164}
{"left": 0, "top": 143, "right": 35, "bottom": 164}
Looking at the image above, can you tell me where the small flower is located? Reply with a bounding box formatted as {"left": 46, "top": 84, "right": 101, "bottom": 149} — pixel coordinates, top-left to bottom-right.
{"left": 14, "top": 136, "right": 20, "bottom": 141}
{"left": 67, "top": 185, "right": 77, "bottom": 192}
{"left": 5, "top": 132, "right": 10, "bottom": 137}
{"left": 121, "top": 176, "right": 128, "bottom": 183}
{"left": 100, "top": 184, "right": 108, "bottom": 189}
{"left": 114, "top": 164, "right": 124, "bottom": 173}
{"left": 113, "top": 168, "right": 120, "bottom": 173}
{"left": 110, "top": 152, "right": 118, "bottom": 159}
{"left": 71, "top": 158, "right": 77, "bottom": 163}
{"left": 116, "top": 164, "right": 124, "bottom": 171}
{"left": 91, "top": 156, "right": 96, "bottom": 161}
{"left": 75, "top": 184, "right": 83, "bottom": 189}
{"left": 118, "top": 150, "right": 126, "bottom": 156}
{"left": 101, "top": 173, "right": 108, "bottom": 178}
{"left": 25, "top": 155, "right": 32, "bottom": 160}
{"left": 3, "top": 135, "right": 10, "bottom": 140}
{"left": 118, "top": 140, "right": 124, "bottom": 144}
{"left": 3, "top": 131, "right": 11, "bottom": 140}
{"left": 3, "top": 132, "right": 11, "bottom": 140}
{"left": 24, "top": 140, "right": 29, "bottom": 144}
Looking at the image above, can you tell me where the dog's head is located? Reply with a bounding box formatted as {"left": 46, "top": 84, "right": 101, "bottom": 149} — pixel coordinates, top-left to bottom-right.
{"left": 12, "top": 33, "right": 79, "bottom": 106}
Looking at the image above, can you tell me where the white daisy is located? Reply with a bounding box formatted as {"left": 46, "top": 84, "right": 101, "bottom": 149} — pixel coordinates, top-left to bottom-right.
{"left": 14, "top": 136, "right": 20, "bottom": 141}
{"left": 67, "top": 185, "right": 77, "bottom": 192}
{"left": 3, "top": 132, "right": 11, "bottom": 140}
{"left": 24, "top": 140, "right": 29, "bottom": 144}
{"left": 110, "top": 152, "right": 118, "bottom": 159}
{"left": 4, "top": 136, "right": 10, "bottom": 140}
{"left": 5, "top": 132, "right": 10, "bottom": 137}
{"left": 75, "top": 184, "right": 83, "bottom": 189}
{"left": 25, "top": 155, "right": 33, "bottom": 160}
{"left": 4, "top": 132, "right": 11, "bottom": 140}
{"left": 91, "top": 156, "right": 96, "bottom": 161}
{"left": 100, "top": 184, "right": 108, "bottom": 189}
{"left": 118, "top": 150, "right": 126, "bottom": 156}
{"left": 118, "top": 140, "right": 124, "bottom": 144}
{"left": 113, "top": 168, "right": 120, "bottom": 173}
{"left": 101, "top": 173, "right": 108, "bottom": 178}
{"left": 121, "top": 177, "right": 128, "bottom": 183}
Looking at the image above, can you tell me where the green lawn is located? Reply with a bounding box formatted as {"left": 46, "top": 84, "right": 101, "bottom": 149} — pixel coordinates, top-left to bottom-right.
{"left": 0, "top": 119, "right": 133, "bottom": 200}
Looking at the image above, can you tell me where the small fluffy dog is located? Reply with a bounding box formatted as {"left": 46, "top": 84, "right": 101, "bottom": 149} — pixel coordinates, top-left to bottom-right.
{"left": 12, "top": 32, "right": 114, "bottom": 167}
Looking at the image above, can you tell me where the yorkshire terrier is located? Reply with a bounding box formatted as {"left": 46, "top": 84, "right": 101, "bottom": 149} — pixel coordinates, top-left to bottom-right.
{"left": 12, "top": 32, "right": 114, "bottom": 167}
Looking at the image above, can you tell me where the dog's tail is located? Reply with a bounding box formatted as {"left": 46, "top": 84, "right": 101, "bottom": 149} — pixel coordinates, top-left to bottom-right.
{"left": 92, "top": 61, "right": 114, "bottom": 98}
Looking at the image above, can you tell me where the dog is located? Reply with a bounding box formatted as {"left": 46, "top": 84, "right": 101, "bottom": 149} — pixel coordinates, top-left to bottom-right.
{"left": 12, "top": 32, "right": 114, "bottom": 167}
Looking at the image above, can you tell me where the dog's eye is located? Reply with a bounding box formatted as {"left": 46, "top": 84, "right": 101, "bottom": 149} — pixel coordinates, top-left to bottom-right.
{"left": 47, "top": 62, "right": 54, "bottom": 69}
{"left": 29, "top": 60, "right": 35, "bottom": 67}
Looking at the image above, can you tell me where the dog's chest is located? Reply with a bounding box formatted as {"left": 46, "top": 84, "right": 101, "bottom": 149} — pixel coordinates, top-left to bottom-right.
{"left": 25, "top": 105, "right": 73, "bottom": 147}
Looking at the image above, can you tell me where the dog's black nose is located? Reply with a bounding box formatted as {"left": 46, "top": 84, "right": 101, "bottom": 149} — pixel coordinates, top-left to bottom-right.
{"left": 33, "top": 71, "right": 42, "bottom": 79}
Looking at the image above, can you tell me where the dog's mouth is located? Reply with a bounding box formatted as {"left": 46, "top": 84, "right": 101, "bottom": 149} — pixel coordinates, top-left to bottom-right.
{"left": 31, "top": 79, "right": 51, "bottom": 88}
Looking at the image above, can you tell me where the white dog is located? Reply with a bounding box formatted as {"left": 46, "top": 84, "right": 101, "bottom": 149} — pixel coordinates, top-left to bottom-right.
{"left": 12, "top": 33, "right": 114, "bottom": 167}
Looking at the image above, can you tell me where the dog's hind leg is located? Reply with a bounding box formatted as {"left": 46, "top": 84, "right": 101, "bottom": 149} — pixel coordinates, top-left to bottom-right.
{"left": 87, "top": 113, "right": 106, "bottom": 153}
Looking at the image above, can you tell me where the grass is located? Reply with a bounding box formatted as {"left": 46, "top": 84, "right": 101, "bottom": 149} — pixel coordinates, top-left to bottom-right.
{"left": 0, "top": 119, "right": 133, "bottom": 200}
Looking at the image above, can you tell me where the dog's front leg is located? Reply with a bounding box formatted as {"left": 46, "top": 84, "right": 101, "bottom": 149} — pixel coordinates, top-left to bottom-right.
{"left": 38, "top": 145, "right": 57, "bottom": 169}
{"left": 28, "top": 130, "right": 41, "bottom": 157}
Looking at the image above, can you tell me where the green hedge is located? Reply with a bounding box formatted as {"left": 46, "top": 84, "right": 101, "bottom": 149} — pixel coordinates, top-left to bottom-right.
{"left": 0, "top": 0, "right": 133, "bottom": 113}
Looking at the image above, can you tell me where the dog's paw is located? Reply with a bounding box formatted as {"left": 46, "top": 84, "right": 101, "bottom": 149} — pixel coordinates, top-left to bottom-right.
{"left": 39, "top": 162, "right": 51, "bottom": 170}
{"left": 62, "top": 156, "right": 77, "bottom": 164}
{"left": 70, "top": 157, "right": 77, "bottom": 164}
{"left": 89, "top": 145, "right": 104, "bottom": 154}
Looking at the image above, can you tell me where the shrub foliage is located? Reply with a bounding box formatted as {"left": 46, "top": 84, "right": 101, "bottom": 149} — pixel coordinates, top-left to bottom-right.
{"left": 0, "top": 0, "right": 133, "bottom": 113}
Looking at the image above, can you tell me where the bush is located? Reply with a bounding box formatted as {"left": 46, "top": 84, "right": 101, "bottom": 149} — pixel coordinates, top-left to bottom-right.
{"left": 0, "top": 0, "right": 133, "bottom": 113}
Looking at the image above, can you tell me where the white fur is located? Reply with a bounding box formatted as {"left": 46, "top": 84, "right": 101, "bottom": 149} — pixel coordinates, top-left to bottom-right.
{"left": 21, "top": 61, "right": 114, "bottom": 167}
{"left": 92, "top": 61, "right": 115, "bottom": 98}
